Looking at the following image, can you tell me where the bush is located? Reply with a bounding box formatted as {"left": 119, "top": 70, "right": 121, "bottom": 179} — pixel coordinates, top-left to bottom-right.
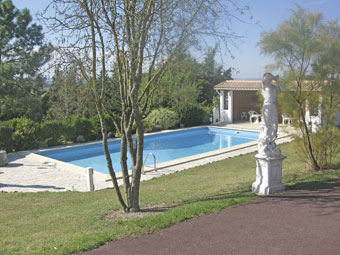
{"left": 40, "top": 120, "right": 65, "bottom": 147}
{"left": 0, "top": 126, "right": 14, "bottom": 152}
{"left": 295, "top": 127, "right": 340, "bottom": 170}
{"left": 173, "top": 102, "right": 207, "bottom": 127}
{"left": 90, "top": 114, "right": 117, "bottom": 140}
{"left": 62, "top": 116, "right": 93, "bottom": 142}
{"left": 144, "top": 108, "right": 179, "bottom": 131}
{"left": 201, "top": 105, "right": 213, "bottom": 125}
{"left": 1, "top": 117, "right": 41, "bottom": 151}
{"left": 0, "top": 114, "right": 120, "bottom": 151}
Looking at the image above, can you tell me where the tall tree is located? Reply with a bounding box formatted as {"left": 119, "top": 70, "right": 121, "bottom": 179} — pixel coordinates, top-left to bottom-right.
{"left": 258, "top": 6, "right": 322, "bottom": 170}
{"left": 197, "top": 46, "right": 233, "bottom": 104}
{"left": 46, "top": 64, "right": 97, "bottom": 120}
{"left": 0, "top": 0, "right": 51, "bottom": 121}
{"left": 313, "top": 20, "right": 340, "bottom": 127}
{"left": 152, "top": 50, "right": 201, "bottom": 108}
{"left": 44, "top": 0, "right": 250, "bottom": 212}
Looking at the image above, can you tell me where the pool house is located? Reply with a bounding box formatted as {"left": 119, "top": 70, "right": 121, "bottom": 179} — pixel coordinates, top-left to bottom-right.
{"left": 214, "top": 80, "right": 261, "bottom": 123}
{"left": 214, "top": 79, "right": 340, "bottom": 130}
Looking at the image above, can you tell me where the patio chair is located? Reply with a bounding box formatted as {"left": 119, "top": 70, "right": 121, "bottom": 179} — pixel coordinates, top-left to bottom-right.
{"left": 241, "top": 112, "right": 248, "bottom": 121}
{"left": 282, "top": 114, "right": 292, "bottom": 126}
{"left": 248, "top": 110, "right": 260, "bottom": 123}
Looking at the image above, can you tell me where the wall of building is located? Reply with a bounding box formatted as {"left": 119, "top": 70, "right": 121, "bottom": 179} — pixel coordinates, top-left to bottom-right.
{"left": 232, "top": 91, "right": 260, "bottom": 122}
{"left": 219, "top": 90, "right": 233, "bottom": 123}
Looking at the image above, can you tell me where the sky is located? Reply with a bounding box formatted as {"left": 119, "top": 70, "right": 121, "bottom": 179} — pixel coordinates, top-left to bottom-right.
{"left": 11, "top": 0, "right": 340, "bottom": 80}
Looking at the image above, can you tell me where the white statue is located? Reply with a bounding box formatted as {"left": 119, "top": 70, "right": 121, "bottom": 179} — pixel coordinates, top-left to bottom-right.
{"left": 258, "top": 73, "right": 285, "bottom": 156}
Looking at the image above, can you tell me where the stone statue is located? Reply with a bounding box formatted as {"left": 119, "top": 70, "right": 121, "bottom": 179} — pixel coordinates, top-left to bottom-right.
{"left": 252, "top": 73, "right": 286, "bottom": 196}
{"left": 258, "top": 73, "right": 285, "bottom": 157}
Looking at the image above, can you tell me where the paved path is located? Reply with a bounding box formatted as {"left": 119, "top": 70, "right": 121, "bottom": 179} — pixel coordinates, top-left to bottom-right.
{"left": 84, "top": 179, "right": 340, "bottom": 255}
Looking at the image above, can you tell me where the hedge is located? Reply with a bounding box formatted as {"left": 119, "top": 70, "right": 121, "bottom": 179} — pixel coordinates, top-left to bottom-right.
{"left": 173, "top": 102, "right": 209, "bottom": 127}
{"left": 0, "top": 115, "right": 117, "bottom": 152}
{"left": 0, "top": 126, "right": 14, "bottom": 152}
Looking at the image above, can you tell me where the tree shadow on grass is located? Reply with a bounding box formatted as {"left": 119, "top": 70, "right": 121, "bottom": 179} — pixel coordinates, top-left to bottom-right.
{"left": 0, "top": 183, "right": 66, "bottom": 191}
{"left": 286, "top": 178, "right": 340, "bottom": 192}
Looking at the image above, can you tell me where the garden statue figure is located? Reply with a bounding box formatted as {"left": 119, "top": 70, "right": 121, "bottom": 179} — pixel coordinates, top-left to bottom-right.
{"left": 252, "top": 73, "right": 286, "bottom": 196}
{"left": 258, "top": 73, "right": 285, "bottom": 156}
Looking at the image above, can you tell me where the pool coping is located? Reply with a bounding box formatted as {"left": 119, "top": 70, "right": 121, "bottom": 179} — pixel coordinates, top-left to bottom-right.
{"left": 29, "top": 125, "right": 289, "bottom": 181}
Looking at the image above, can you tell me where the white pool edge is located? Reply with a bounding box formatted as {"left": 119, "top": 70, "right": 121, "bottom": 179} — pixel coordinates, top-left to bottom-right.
{"left": 29, "top": 126, "right": 289, "bottom": 181}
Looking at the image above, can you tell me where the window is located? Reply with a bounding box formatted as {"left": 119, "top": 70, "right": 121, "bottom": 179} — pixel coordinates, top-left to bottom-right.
{"left": 224, "top": 92, "right": 229, "bottom": 110}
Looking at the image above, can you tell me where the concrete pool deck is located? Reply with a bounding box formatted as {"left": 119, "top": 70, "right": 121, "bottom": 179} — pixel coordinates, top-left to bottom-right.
{"left": 0, "top": 123, "right": 294, "bottom": 193}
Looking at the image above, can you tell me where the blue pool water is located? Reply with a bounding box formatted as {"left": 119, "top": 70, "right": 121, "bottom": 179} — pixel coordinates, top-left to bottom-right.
{"left": 38, "top": 127, "right": 259, "bottom": 174}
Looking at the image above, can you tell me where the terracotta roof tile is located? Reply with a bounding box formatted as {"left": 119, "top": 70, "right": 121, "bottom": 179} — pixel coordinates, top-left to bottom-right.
{"left": 214, "top": 80, "right": 261, "bottom": 90}
{"left": 214, "top": 79, "right": 323, "bottom": 91}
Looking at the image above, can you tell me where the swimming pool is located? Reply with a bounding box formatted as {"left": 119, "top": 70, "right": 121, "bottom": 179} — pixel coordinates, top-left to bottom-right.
{"left": 38, "top": 127, "right": 259, "bottom": 174}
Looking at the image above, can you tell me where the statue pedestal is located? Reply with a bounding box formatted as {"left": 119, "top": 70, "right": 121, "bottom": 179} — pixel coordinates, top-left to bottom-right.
{"left": 252, "top": 154, "right": 286, "bottom": 196}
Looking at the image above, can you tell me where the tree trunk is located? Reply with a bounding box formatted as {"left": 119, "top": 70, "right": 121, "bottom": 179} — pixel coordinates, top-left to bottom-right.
{"left": 120, "top": 130, "right": 131, "bottom": 211}
{"left": 97, "top": 104, "right": 128, "bottom": 210}
{"left": 298, "top": 104, "right": 320, "bottom": 171}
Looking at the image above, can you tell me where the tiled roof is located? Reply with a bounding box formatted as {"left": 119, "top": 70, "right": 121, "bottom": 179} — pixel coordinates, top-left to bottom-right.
{"left": 215, "top": 79, "right": 322, "bottom": 91}
{"left": 214, "top": 80, "right": 261, "bottom": 90}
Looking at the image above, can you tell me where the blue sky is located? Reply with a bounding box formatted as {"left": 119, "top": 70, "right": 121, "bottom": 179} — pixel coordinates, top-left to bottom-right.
{"left": 12, "top": 0, "right": 340, "bottom": 79}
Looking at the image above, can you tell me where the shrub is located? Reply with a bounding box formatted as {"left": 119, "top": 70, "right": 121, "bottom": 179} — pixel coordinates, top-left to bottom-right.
{"left": 62, "top": 116, "right": 93, "bottom": 142}
{"left": 90, "top": 115, "right": 117, "bottom": 140}
{"left": 0, "top": 126, "right": 14, "bottom": 152}
{"left": 2, "top": 117, "right": 41, "bottom": 151}
{"left": 295, "top": 127, "right": 340, "bottom": 170}
{"left": 40, "top": 120, "right": 65, "bottom": 147}
{"left": 144, "top": 108, "right": 179, "bottom": 131}
{"left": 201, "top": 105, "right": 213, "bottom": 124}
{"left": 173, "top": 102, "right": 207, "bottom": 127}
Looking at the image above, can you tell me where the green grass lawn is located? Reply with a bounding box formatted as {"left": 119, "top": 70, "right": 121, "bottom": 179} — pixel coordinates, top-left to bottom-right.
{"left": 1, "top": 141, "right": 340, "bottom": 255}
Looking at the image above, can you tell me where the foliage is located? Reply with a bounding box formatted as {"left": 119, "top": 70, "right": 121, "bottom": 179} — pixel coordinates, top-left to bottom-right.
{"left": 46, "top": 65, "right": 97, "bottom": 120}
{"left": 152, "top": 48, "right": 233, "bottom": 109}
{"left": 144, "top": 108, "right": 179, "bottom": 131}
{"left": 0, "top": 0, "right": 51, "bottom": 121}
{"left": 173, "top": 102, "right": 208, "bottom": 127}
{"left": 39, "top": 120, "right": 65, "bottom": 147}
{"left": 197, "top": 47, "right": 233, "bottom": 105}
{"left": 1, "top": 117, "right": 40, "bottom": 151}
{"left": 258, "top": 6, "right": 324, "bottom": 170}
{"left": 201, "top": 105, "right": 213, "bottom": 124}
{"left": 152, "top": 50, "right": 201, "bottom": 108}
{"left": 262, "top": 7, "right": 340, "bottom": 171}
{"left": 296, "top": 127, "right": 340, "bottom": 170}
{"left": 89, "top": 114, "right": 116, "bottom": 140}
{"left": 313, "top": 20, "right": 340, "bottom": 128}
{"left": 62, "top": 116, "right": 93, "bottom": 142}
{"left": 0, "top": 126, "right": 13, "bottom": 152}
{"left": 0, "top": 115, "right": 119, "bottom": 151}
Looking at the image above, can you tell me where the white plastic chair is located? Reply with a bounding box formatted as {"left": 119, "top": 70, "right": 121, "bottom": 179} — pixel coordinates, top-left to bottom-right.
{"left": 248, "top": 111, "right": 259, "bottom": 123}
{"left": 241, "top": 112, "right": 248, "bottom": 121}
{"left": 282, "top": 114, "right": 292, "bottom": 126}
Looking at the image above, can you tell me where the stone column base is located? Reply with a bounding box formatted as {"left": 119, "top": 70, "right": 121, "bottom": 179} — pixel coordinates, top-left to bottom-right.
{"left": 252, "top": 154, "right": 286, "bottom": 196}
{"left": 0, "top": 150, "right": 8, "bottom": 167}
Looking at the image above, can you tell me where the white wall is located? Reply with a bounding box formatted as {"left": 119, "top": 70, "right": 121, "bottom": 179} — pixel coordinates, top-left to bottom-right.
{"left": 219, "top": 90, "right": 233, "bottom": 123}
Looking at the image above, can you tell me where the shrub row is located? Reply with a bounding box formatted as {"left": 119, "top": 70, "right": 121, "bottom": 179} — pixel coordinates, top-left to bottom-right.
{"left": 0, "top": 126, "right": 14, "bottom": 152}
{"left": 1, "top": 103, "right": 212, "bottom": 152}
{"left": 0, "top": 115, "right": 116, "bottom": 152}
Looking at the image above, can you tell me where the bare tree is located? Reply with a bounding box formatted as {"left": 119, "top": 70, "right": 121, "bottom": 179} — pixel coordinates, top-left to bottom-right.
{"left": 42, "top": 0, "right": 249, "bottom": 212}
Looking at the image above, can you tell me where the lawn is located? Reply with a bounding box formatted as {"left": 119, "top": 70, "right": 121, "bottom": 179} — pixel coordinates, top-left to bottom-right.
{"left": 1, "top": 141, "right": 340, "bottom": 255}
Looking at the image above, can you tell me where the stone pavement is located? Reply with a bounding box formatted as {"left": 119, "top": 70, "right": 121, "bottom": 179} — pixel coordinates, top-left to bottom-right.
{"left": 0, "top": 123, "right": 293, "bottom": 193}
{"left": 84, "top": 179, "right": 340, "bottom": 255}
